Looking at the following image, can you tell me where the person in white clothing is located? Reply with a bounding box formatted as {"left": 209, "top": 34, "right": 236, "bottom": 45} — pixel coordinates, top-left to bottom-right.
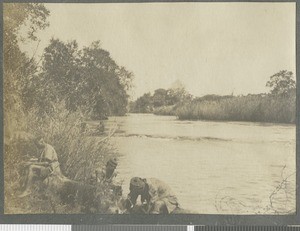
{"left": 19, "top": 136, "right": 61, "bottom": 198}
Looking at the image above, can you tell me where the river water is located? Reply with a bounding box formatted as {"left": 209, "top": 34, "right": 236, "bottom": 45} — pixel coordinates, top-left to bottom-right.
{"left": 101, "top": 113, "right": 295, "bottom": 214}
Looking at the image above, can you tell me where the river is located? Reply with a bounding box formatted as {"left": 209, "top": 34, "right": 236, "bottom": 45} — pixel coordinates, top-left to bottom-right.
{"left": 101, "top": 113, "right": 295, "bottom": 214}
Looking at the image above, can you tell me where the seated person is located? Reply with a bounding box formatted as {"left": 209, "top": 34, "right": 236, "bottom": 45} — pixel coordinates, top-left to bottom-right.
{"left": 126, "top": 177, "right": 179, "bottom": 214}
{"left": 19, "top": 136, "right": 61, "bottom": 198}
{"left": 96, "top": 121, "right": 105, "bottom": 134}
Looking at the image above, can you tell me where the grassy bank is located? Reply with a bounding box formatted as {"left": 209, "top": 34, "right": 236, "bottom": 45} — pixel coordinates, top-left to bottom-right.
{"left": 153, "top": 92, "right": 296, "bottom": 124}
{"left": 175, "top": 93, "right": 296, "bottom": 124}
{"left": 4, "top": 103, "right": 120, "bottom": 214}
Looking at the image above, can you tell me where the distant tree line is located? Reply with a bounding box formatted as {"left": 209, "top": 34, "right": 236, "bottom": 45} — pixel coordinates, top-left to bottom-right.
{"left": 130, "top": 70, "right": 296, "bottom": 124}
{"left": 129, "top": 86, "right": 192, "bottom": 113}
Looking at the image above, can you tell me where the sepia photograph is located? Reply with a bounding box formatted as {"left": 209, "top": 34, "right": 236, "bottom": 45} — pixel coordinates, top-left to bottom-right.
{"left": 3, "top": 2, "right": 296, "bottom": 216}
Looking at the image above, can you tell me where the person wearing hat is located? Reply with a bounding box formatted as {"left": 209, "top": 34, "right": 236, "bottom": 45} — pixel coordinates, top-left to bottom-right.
{"left": 126, "top": 177, "right": 179, "bottom": 214}
{"left": 19, "top": 136, "right": 62, "bottom": 198}
{"left": 93, "top": 158, "right": 118, "bottom": 184}
{"left": 105, "top": 158, "right": 118, "bottom": 181}
{"left": 89, "top": 157, "right": 122, "bottom": 204}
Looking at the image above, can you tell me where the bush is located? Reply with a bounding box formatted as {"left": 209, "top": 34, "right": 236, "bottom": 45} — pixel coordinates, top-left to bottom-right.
{"left": 4, "top": 101, "right": 119, "bottom": 214}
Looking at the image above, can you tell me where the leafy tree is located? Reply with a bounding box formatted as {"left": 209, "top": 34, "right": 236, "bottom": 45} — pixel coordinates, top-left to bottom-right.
{"left": 22, "top": 39, "right": 81, "bottom": 115}
{"left": 153, "top": 89, "right": 168, "bottom": 107}
{"left": 4, "top": 3, "right": 49, "bottom": 138}
{"left": 130, "top": 85, "right": 192, "bottom": 113}
{"left": 266, "top": 70, "right": 296, "bottom": 95}
{"left": 117, "top": 66, "right": 134, "bottom": 95}
{"left": 166, "top": 88, "right": 191, "bottom": 105}
{"left": 133, "top": 93, "right": 153, "bottom": 113}
{"left": 81, "top": 41, "right": 130, "bottom": 117}
{"left": 25, "top": 39, "right": 132, "bottom": 118}
{"left": 4, "top": 3, "right": 49, "bottom": 86}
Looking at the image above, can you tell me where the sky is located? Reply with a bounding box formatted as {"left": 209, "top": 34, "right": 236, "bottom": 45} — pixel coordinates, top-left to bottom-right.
{"left": 20, "top": 3, "right": 296, "bottom": 99}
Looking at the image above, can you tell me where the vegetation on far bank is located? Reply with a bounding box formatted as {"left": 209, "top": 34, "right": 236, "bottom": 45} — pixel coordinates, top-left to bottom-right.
{"left": 176, "top": 91, "right": 295, "bottom": 124}
{"left": 130, "top": 71, "right": 296, "bottom": 124}
{"left": 129, "top": 82, "right": 192, "bottom": 114}
{"left": 4, "top": 3, "right": 131, "bottom": 214}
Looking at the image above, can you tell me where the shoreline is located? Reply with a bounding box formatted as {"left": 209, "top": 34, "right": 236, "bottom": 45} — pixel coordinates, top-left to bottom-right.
{"left": 127, "top": 112, "right": 296, "bottom": 126}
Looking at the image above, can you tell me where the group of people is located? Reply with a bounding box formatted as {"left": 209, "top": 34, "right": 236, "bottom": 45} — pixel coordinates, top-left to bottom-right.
{"left": 19, "top": 136, "right": 181, "bottom": 214}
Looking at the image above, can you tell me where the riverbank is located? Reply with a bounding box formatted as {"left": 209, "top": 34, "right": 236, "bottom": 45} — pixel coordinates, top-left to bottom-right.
{"left": 4, "top": 105, "right": 119, "bottom": 214}
{"left": 153, "top": 93, "right": 296, "bottom": 124}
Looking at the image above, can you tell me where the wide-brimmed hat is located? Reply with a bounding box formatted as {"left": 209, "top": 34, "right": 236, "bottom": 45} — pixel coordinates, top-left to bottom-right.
{"left": 130, "top": 177, "right": 146, "bottom": 191}
{"left": 107, "top": 158, "right": 118, "bottom": 168}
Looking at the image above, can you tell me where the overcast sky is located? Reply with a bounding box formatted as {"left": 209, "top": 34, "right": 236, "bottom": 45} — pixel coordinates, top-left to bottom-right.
{"left": 21, "top": 3, "right": 296, "bottom": 99}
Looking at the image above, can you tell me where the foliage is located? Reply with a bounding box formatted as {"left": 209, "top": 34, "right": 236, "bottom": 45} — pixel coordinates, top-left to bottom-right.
{"left": 4, "top": 3, "right": 49, "bottom": 42}
{"left": 176, "top": 92, "right": 296, "bottom": 124}
{"left": 130, "top": 93, "right": 153, "bottom": 113}
{"left": 4, "top": 102, "right": 120, "bottom": 214}
{"left": 174, "top": 70, "right": 296, "bottom": 123}
{"left": 137, "top": 71, "right": 296, "bottom": 124}
{"left": 266, "top": 70, "right": 296, "bottom": 95}
{"left": 4, "top": 5, "right": 50, "bottom": 212}
{"left": 152, "top": 88, "right": 168, "bottom": 107}
{"left": 26, "top": 102, "right": 116, "bottom": 180}
{"left": 3, "top": 3, "right": 49, "bottom": 74}
{"left": 24, "top": 39, "right": 133, "bottom": 119}
{"left": 130, "top": 86, "right": 192, "bottom": 113}
{"left": 4, "top": 4, "right": 125, "bottom": 214}
{"left": 4, "top": 3, "right": 50, "bottom": 141}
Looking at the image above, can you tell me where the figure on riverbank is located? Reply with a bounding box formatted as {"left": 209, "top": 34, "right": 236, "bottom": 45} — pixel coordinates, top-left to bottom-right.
{"left": 99, "top": 157, "right": 118, "bottom": 183}
{"left": 126, "top": 177, "right": 180, "bottom": 214}
{"left": 88, "top": 157, "right": 121, "bottom": 196}
{"left": 96, "top": 121, "right": 105, "bottom": 134}
{"left": 88, "top": 157, "right": 118, "bottom": 185}
{"left": 18, "top": 136, "right": 62, "bottom": 198}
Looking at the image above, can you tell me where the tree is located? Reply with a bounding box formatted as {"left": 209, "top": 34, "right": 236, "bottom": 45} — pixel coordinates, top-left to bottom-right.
{"left": 117, "top": 66, "right": 134, "bottom": 94}
{"left": 4, "top": 3, "right": 49, "bottom": 76}
{"left": 22, "top": 39, "right": 82, "bottom": 114}
{"left": 166, "top": 88, "right": 192, "bottom": 105}
{"left": 4, "top": 3, "right": 49, "bottom": 138}
{"left": 26, "top": 39, "right": 132, "bottom": 118}
{"left": 80, "top": 41, "right": 131, "bottom": 117}
{"left": 152, "top": 88, "right": 168, "bottom": 107}
{"left": 133, "top": 93, "right": 153, "bottom": 113}
{"left": 266, "top": 70, "right": 296, "bottom": 95}
{"left": 130, "top": 84, "right": 193, "bottom": 113}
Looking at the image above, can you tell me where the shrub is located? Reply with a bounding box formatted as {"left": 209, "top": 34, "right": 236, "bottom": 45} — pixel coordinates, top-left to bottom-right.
{"left": 4, "top": 101, "right": 119, "bottom": 214}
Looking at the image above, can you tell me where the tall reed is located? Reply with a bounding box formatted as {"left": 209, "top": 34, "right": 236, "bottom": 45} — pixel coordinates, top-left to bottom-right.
{"left": 176, "top": 93, "right": 296, "bottom": 124}
{"left": 4, "top": 101, "right": 118, "bottom": 214}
